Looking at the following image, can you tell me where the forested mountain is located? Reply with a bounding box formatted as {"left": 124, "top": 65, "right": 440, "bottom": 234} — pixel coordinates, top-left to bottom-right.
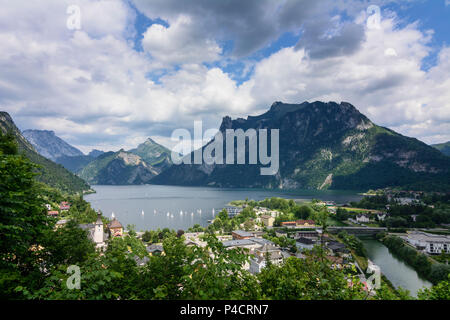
{"left": 0, "top": 112, "right": 90, "bottom": 193}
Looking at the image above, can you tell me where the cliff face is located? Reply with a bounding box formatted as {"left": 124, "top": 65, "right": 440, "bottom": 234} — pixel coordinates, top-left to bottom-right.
{"left": 151, "top": 101, "right": 450, "bottom": 191}
{"left": 22, "top": 129, "right": 84, "bottom": 161}
{"left": 79, "top": 150, "right": 159, "bottom": 185}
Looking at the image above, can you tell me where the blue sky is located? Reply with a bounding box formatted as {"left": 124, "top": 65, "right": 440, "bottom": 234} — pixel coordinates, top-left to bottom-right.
{"left": 0, "top": 0, "right": 449, "bottom": 152}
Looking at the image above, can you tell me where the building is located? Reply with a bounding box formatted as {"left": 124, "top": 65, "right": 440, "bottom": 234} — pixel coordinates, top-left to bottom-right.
{"left": 232, "top": 230, "right": 254, "bottom": 240}
{"left": 45, "top": 204, "right": 52, "bottom": 211}
{"left": 59, "top": 201, "right": 70, "bottom": 211}
{"left": 292, "top": 230, "right": 319, "bottom": 240}
{"left": 79, "top": 213, "right": 108, "bottom": 250}
{"left": 184, "top": 232, "right": 207, "bottom": 248}
{"left": 249, "top": 244, "right": 284, "bottom": 274}
{"left": 356, "top": 214, "right": 370, "bottom": 223}
{"left": 146, "top": 244, "right": 164, "bottom": 256}
{"left": 327, "top": 241, "right": 349, "bottom": 255}
{"left": 222, "top": 239, "right": 260, "bottom": 250}
{"left": 260, "top": 215, "right": 275, "bottom": 227}
{"left": 296, "top": 237, "right": 315, "bottom": 251}
{"left": 55, "top": 219, "right": 68, "bottom": 228}
{"left": 108, "top": 217, "right": 123, "bottom": 237}
{"left": 281, "top": 221, "right": 297, "bottom": 228}
{"left": 404, "top": 231, "right": 450, "bottom": 255}
{"left": 295, "top": 220, "right": 316, "bottom": 228}
{"left": 48, "top": 210, "right": 59, "bottom": 216}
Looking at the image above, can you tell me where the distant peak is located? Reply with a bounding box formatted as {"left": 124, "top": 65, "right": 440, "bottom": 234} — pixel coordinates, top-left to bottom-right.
{"left": 23, "top": 129, "right": 55, "bottom": 135}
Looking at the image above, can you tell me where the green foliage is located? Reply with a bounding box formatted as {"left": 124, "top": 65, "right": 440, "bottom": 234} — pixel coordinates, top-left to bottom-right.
{"left": 382, "top": 235, "right": 449, "bottom": 284}
{"left": 257, "top": 247, "right": 367, "bottom": 300}
{"left": 418, "top": 275, "right": 450, "bottom": 300}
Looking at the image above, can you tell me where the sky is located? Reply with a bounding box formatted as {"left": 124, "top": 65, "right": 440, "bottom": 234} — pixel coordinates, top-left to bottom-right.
{"left": 0, "top": 0, "right": 449, "bottom": 153}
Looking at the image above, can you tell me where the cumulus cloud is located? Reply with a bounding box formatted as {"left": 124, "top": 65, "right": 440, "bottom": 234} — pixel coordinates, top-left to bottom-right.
{"left": 0, "top": 0, "right": 449, "bottom": 154}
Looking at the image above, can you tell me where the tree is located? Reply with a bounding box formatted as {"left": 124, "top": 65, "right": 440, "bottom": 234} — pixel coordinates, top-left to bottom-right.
{"left": 0, "top": 132, "right": 54, "bottom": 298}
{"left": 418, "top": 275, "right": 450, "bottom": 300}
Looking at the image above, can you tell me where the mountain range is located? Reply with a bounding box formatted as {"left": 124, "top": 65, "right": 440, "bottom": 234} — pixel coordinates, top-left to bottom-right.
{"left": 432, "top": 141, "right": 450, "bottom": 157}
{"left": 152, "top": 101, "right": 450, "bottom": 191}
{"left": 5, "top": 101, "right": 450, "bottom": 191}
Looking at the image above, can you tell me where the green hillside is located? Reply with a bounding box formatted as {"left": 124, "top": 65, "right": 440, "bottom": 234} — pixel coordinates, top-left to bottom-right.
{"left": 0, "top": 112, "right": 90, "bottom": 194}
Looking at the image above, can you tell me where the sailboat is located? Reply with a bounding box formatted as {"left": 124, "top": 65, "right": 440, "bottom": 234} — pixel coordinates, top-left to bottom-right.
{"left": 180, "top": 210, "right": 183, "bottom": 216}
{"left": 141, "top": 210, "right": 145, "bottom": 216}
{"left": 212, "top": 208, "right": 215, "bottom": 216}
{"left": 167, "top": 212, "right": 170, "bottom": 217}
{"left": 154, "top": 209, "right": 156, "bottom": 214}
{"left": 111, "top": 212, "right": 115, "bottom": 218}
{"left": 191, "top": 212, "right": 194, "bottom": 217}
{"left": 170, "top": 214, "right": 174, "bottom": 219}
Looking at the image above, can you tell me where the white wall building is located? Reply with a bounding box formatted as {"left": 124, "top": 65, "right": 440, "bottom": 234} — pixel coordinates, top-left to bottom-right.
{"left": 405, "top": 231, "right": 450, "bottom": 255}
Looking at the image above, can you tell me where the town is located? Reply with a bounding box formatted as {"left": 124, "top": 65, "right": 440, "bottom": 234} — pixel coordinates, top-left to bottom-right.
{"left": 43, "top": 188, "right": 450, "bottom": 299}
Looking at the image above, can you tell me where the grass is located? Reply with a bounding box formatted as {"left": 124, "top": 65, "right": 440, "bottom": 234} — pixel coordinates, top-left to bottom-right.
{"left": 339, "top": 207, "right": 383, "bottom": 214}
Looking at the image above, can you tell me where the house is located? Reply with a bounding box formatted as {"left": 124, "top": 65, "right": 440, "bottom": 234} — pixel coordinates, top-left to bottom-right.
{"left": 292, "top": 230, "right": 319, "bottom": 240}
{"left": 295, "top": 237, "right": 315, "bottom": 251}
{"left": 146, "top": 244, "right": 164, "bottom": 256}
{"left": 108, "top": 217, "right": 123, "bottom": 237}
{"left": 249, "top": 244, "right": 284, "bottom": 274}
{"left": 55, "top": 219, "right": 68, "bottom": 228}
{"left": 281, "top": 221, "right": 297, "bottom": 228}
{"left": 327, "top": 241, "right": 349, "bottom": 255}
{"left": 250, "top": 237, "right": 276, "bottom": 246}
{"left": 184, "top": 232, "right": 207, "bottom": 247}
{"left": 45, "top": 204, "right": 52, "bottom": 211}
{"left": 404, "top": 231, "right": 450, "bottom": 255}
{"left": 356, "top": 214, "right": 370, "bottom": 223}
{"left": 295, "top": 220, "right": 316, "bottom": 228}
{"left": 222, "top": 239, "right": 260, "bottom": 250}
{"left": 232, "top": 230, "right": 254, "bottom": 240}
{"left": 48, "top": 210, "right": 59, "bottom": 216}
{"left": 260, "top": 215, "right": 275, "bottom": 227}
{"left": 79, "top": 213, "right": 108, "bottom": 250}
{"left": 59, "top": 201, "right": 70, "bottom": 211}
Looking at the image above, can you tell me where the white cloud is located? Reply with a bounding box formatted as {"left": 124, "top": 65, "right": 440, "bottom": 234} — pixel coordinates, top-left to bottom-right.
{"left": 142, "top": 15, "right": 222, "bottom": 66}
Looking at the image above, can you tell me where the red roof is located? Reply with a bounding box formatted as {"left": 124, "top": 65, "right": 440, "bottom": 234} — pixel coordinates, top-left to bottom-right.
{"left": 296, "top": 220, "right": 315, "bottom": 225}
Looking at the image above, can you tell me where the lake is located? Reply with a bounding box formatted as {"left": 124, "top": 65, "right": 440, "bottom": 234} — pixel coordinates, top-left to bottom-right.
{"left": 85, "top": 185, "right": 363, "bottom": 231}
{"left": 361, "top": 239, "right": 432, "bottom": 297}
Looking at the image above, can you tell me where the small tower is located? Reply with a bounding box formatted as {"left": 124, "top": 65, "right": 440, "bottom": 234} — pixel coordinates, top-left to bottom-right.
{"left": 93, "top": 212, "right": 104, "bottom": 245}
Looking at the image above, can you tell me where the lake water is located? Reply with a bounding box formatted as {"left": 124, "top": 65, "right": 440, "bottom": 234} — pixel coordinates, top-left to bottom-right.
{"left": 85, "top": 185, "right": 363, "bottom": 231}
{"left": 361, "top": 239, "right": 432, "bottom": 297}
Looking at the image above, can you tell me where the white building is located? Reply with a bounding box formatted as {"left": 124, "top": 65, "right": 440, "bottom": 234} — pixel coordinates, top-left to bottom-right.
{"left": 79, "top": 213, "right": 108, "bottom": 251}
{"left": 405, "top": 231, "right": 450, "bottom": 255}
{"left": 356, "top": 214, "right": 370, "bottom": 223}
{"left": 249, "top": 244, "right": 283, "bottom": 274}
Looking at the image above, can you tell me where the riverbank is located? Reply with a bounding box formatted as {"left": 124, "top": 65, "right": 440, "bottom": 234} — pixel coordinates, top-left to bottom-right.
{"left": 361, "top": 238, "right": 432, "bottom": 296}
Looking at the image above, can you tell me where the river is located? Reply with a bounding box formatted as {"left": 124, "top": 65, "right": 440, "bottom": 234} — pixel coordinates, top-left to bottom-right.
{"left": 361, "top": 239, "right": 432, "bottom": 297}
{"left": 85, "top": 184, "right": 362, "bottom": 231}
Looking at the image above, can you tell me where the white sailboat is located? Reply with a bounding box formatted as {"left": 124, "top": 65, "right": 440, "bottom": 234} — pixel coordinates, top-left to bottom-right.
{"left": 167, "top": 212, "right": 170, "bottom": 217}
{"left": 170, "top": 214, "right": 174, "bottom": 219}
{"left": 111, "top": 212, "right": 115, "bottom": 218}
{"left": 154, "top": 209, "right": 156, "bottom": 214}
{"left": 180, "top": 210, "right": 183, "bottom": 216}
{"left": 191, "top": 212, "right": 194, "bottom": 217}
{"left": 212, "top": 208, "right": 215, "bottom": 216}
{"left": 141, "top": 210, "right": 145, "bottom": 216}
